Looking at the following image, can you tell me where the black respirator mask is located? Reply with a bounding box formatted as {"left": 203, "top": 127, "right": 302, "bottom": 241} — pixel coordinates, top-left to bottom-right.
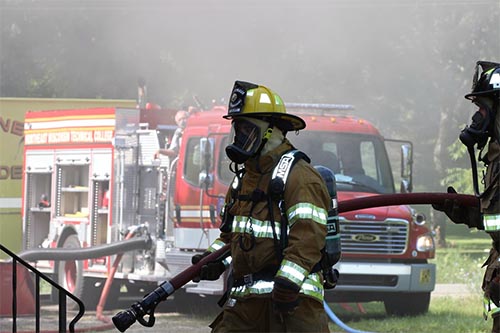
{"left": 460, "top": 61, "right": 500, "bottom": 150}
{"left": 225, "top": 118, "right": 270, "bottom": 164}
{"left": 459, "top": 100, "right": 495, "bottom": 150}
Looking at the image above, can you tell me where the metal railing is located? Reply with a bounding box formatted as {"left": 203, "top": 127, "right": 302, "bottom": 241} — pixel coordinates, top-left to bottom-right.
{"left": 0, "top": 243, "right": 85, "bottom": 333}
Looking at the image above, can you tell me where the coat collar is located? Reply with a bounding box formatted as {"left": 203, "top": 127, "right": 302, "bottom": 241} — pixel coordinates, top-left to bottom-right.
{"left": 245, "top": 139, "right": 294, "bottom": 174}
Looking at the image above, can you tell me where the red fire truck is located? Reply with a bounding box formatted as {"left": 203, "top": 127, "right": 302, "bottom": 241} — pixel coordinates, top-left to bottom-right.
{"left": 21, "top": 102, "right": 435, "bottom": 315}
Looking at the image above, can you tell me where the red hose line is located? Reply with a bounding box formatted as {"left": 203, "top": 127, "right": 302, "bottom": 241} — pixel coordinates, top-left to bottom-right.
{"left": 96, "top": 230, "right": 136, "bottom": 323}
{"left": 116, "top": 192, "right": 475, "bottom": 330}
{"left": 337, "top": 192, "right": 478, "bottom": 213}
{"left": 172, "top": 192, "right": 478, "bottom": 291}
{"left": 110, "top": 191, "right": 479, "bottom": 331}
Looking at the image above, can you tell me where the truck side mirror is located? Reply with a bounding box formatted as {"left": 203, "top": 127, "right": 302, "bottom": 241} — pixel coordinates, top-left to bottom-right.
{"left": 198, "top": 137, "right": 214, "bottom": 189}
{"left": 400, "top": 143, "right": 413, "bottom": 193}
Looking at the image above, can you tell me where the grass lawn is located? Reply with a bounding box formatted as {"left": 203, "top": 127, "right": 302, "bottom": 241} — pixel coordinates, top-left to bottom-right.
{"left": 326, "top": 233, "right": 493, "bottom": 333}
{"left": 432, "top": 234, "right": 491, "bottom": 288}
{"left": 33, "top": 228, "right": 497, "bottom": 333}
{"left": 327, "top": 295, "right": 490, "bottom": 333}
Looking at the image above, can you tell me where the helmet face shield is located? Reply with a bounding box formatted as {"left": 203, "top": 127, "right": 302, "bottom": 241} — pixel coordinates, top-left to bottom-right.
{"left": 226, "top": 118, "right": 266, "bottom": 163}
{"left": 230, "top": 119, "right": 262, "bottom": 153}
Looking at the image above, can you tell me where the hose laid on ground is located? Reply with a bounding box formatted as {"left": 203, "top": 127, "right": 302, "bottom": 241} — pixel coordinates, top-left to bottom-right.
{"left": 324, "top": 302, "right": 372, "bottom": 333}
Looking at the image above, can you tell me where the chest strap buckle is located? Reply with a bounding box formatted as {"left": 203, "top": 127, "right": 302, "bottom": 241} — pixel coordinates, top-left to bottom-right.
{"left": 243, "top": 274, "right": 254, "bottom": 287}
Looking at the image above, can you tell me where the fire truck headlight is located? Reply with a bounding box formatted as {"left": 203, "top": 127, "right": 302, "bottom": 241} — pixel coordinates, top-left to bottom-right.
{"left": 416, "top": 234, "right": 435, "bottom": 252}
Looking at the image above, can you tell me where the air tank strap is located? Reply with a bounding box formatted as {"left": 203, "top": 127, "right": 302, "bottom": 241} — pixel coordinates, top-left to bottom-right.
{"left": 269, "top": 149, "right": 309, "bottom": 256}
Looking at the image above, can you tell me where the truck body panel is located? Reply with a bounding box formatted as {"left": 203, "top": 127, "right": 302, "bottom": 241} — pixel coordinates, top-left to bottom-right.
{"left": 0, "top": 98, "right": 134, "bottom": 258}
{"left": 21, "top": 103, "right": 435, "bottom": 315}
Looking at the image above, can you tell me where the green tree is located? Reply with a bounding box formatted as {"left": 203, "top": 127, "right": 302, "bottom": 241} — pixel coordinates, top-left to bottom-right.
{"left": 1, "top": 2, "right": 499, "bottom": 245}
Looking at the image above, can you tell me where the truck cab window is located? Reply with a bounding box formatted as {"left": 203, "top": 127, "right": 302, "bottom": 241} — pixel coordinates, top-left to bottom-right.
{"left": 218, "top": 136, "right": 234, "bottom": 185}
{"left": 184, "top": 137, "right": 202, "bottom": 186}
{"left": 360, "top": 141, "right": 377, "bottom": 180}
{"left": 291, "top": 132, "right": 394, "bottom": 194}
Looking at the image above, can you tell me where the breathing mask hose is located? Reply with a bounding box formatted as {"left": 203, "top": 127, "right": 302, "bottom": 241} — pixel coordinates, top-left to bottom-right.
{"left": 466, "top": 144, "right": 481, "bottom": 197}
{"left": 459, "top": 127, "right": 482, "bottom": 197}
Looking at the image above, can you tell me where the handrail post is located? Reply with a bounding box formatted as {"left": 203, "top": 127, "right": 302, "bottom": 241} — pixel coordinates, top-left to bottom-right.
{"left": 0, "top": 243, "right": 85, "bottom": 333}
{"left": 59, "top": 290, "right": 67, "bottom": 333}
{"left": 12, "top": 259, "right": 17, "bottom": 333}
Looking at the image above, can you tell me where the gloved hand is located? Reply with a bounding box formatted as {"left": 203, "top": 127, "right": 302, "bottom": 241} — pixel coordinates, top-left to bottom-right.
{"left": 432, "top": 187, "right": 482, "bottom": 229}
{"left": 191, "top": 251, "right": 226, "bottom": 282}
{"left": 272, "top": 277, "right": 300, "bottom": 316}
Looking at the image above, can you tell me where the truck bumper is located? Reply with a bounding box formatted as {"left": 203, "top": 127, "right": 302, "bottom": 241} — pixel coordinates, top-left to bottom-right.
{"left": 332, "top": 261, "right": 436, "bottom": 293}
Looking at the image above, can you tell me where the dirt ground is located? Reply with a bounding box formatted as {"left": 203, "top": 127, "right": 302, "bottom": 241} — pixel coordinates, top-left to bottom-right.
{"left": 0, "top": 293, "right": 219, "bottom": 333}
{"left": 0, "top": 284, "right": 472, "bottom": 333}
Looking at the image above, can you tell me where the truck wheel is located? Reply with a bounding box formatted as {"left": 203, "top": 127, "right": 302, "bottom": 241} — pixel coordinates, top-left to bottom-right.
{"left": 56, "top": 234, "right": 84, "bottom": 309}
{"left": 384, "top": 292, "right": 430, "bottom": 316}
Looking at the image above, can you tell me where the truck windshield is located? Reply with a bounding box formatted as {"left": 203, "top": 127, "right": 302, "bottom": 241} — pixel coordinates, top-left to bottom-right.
{"left": 291, "top": 131, "right": 395, "bottom": 194}
{"left": 218, "top": 132, "right": 395, "bottom": 194}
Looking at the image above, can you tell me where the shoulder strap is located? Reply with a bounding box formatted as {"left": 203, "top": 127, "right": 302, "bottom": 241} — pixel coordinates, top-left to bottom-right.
{"left": 268, "top": 150, "right": 309, "bottom": 254}
{"left": 269, "top": 149, "right": 309, "bottom": 200}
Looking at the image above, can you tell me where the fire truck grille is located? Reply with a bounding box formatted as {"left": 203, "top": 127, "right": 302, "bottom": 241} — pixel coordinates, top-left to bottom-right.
{"left": 340, "top": 218, "right": 409, "bottom": 255}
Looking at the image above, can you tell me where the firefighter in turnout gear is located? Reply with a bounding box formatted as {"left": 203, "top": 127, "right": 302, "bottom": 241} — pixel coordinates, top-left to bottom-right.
{"left": 433, "top": 61, "right": 500, "bottom": 333}
{"left": 192, "top": 81, "right": 332, "bottom": 332}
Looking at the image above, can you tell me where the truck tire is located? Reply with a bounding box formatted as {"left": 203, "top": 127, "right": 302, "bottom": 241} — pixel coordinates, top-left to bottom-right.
{"left": 56, "top": 234, "right": 84, "bottom": 309}
{"left": 384, "top": 292, "right": 430, "bottom": 316}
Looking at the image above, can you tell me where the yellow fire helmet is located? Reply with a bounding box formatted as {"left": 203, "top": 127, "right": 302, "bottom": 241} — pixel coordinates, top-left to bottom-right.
{"left": 224, "top": 80, "right": 306, "bottom": 131}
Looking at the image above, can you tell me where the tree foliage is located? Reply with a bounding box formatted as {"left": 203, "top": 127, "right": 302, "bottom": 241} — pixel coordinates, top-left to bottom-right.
{"left": 0, "top": 0, "right": 499, "bottom": 194}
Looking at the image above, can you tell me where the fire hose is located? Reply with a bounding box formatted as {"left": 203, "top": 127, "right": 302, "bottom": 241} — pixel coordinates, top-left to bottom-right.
{"left": 11, "top": 229, "right": 152, "bottom": 332}
{"left": 112, "top": 192, "right": 478, "bottom": 332}
{"left": 17, "top": 236, "right": 152, "bottom": 262}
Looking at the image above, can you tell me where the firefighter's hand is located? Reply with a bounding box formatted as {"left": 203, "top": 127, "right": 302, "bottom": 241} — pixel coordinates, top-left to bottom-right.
{"left": 272, "top": 278, "right": 300, "bottom": 316}
{"left": 191, "top": 252, "right": 226, "bottom": 282}
{"left": 432, "top": 186, "right": 483, "bottom": 229}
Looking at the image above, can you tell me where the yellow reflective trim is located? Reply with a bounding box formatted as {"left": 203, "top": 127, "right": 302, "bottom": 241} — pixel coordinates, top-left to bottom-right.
{"left": 287, "top": 203, "right": 327, "bottom": 226}
{"left": 483, "top": 214, "right": 500, "bottom": 232}
{"left": 208, "top": 239, "right": 226, "bottom": 252}
{"left": 276, "top": 259, "right": 308, "bottom": 285}
{"left": 207, "top": 240, "right": 232, "bottom": 266}
{"left": 230, "top": 273, "right": 324, "bottom": 302}
{"left": 232, "top": 216, "right": 282, "bottom": 239}
{"left": 484, "top": 296, "right": 500, "bottom": 319}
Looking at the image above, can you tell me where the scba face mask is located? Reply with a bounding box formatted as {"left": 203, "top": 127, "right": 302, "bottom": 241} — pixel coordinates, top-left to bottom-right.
{"left": 461, "top": 61, "right": 500, "bottom": 149}
{"left": 226, "top": 117, "right": 270, "bottom": 164}
{"left": 460, "top": 98, "right": 496, "bottom": 150}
